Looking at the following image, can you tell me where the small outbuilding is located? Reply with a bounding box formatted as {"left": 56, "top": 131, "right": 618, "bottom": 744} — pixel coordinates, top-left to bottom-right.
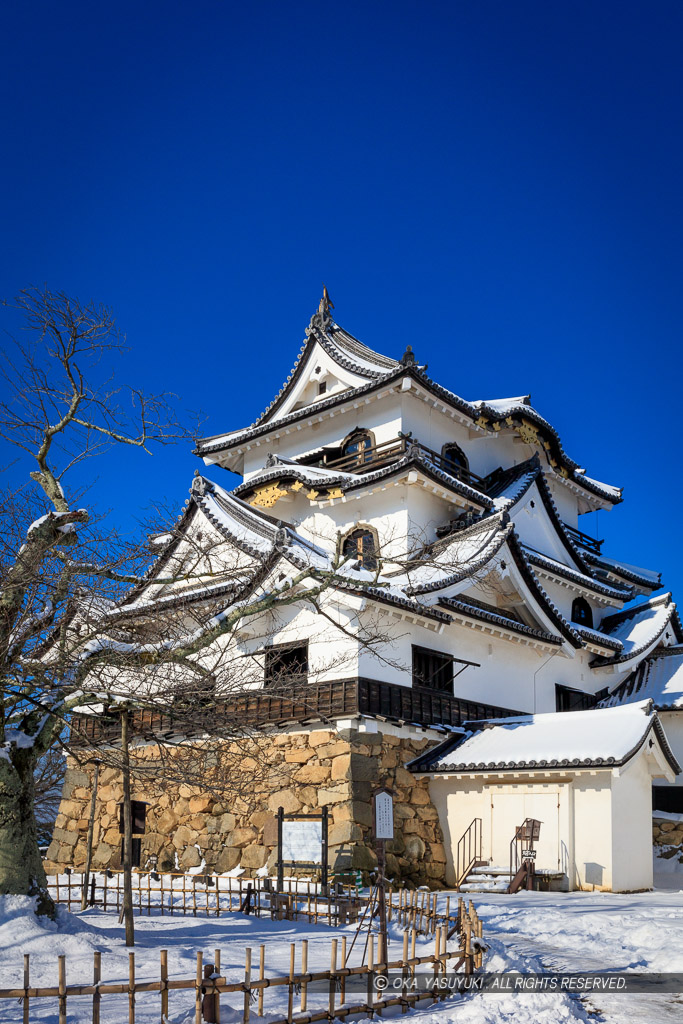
{"left": 408, "top": 700, "right": 680, "bottom": 892}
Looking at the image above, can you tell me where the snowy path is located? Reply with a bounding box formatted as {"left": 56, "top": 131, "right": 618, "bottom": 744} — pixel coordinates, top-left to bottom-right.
{"left": 473, "top": 889, "right": 683, "bottom": 1024}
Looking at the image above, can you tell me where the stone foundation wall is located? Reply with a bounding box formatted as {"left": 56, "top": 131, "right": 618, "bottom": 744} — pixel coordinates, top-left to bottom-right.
{"left": 45, "top": 726, "right": 447, "bottom": 887}
{"left": 653, "top": 816, "right": 683, "bottom": 847}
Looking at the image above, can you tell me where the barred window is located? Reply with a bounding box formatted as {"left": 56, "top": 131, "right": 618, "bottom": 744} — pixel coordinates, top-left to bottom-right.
{"left": 412, "top": 646, "right": 454, "bottom": 694}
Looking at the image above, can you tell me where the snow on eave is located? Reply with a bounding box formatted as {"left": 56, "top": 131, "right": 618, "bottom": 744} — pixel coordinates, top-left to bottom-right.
{"left": 407, "top": 700, "right": 680, "bottom": 776}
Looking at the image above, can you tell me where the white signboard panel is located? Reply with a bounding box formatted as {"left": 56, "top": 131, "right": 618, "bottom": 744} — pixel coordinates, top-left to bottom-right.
{"left": 281, "top": 820, "right": 323, "bottom": 864}
{"left": 374, "top": 791, "right": 394, "bottom": 840}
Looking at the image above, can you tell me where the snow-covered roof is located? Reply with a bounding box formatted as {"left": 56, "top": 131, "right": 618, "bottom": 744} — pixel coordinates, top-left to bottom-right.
{"left": 591, "top": 595, "right": 678, "bottom": 667}
{"left": 195, "top": 305, "right": 622, "bottom": 507}
{"left": 601, "top": 648, "right": 683, "bottom": 710}
{"left": 408, "top": 700, "right": 680, "bottom": 775}
{"left": 583, "top": 551, "right": 662, "bottom": 591}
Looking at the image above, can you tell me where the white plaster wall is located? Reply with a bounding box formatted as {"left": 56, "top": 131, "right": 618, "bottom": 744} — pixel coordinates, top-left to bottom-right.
{"left": 242, "top": 394, "right": 405, "bottom": 480}
{"left": 571, "top": 774, "right": 614, "bottom": 890}
{"left": 610, "top": 756, "right": 654, "bottom": 891}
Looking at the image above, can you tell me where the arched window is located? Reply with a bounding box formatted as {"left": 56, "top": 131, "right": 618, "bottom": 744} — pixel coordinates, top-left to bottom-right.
{"left": 441, "top": 443, "right": 469, "bottom": 478}
{"left": 342, "top": 429, "right": 374, "bottom": 466}
{"left": 571, "top": 597, "right": 593, "bottom": 628}
{"left": 343, "top": 527, "right": 377, "bottom": 570}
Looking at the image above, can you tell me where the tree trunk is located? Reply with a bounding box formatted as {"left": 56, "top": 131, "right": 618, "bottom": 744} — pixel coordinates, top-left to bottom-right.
{"left": 121, "top": 711, "right": 135, "bottom": 946}
{"left": 0, "top": 747, "right": 55, "bottom": 917}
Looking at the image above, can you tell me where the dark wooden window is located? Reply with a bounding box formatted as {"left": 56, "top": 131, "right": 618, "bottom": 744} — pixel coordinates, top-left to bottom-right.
{"left": 119, "top": 800, "right": 147, "bottom": 835}
{"left": 571, "top": 597, "right": 593, "bottom": 628}
{"left": 412, "top": 646, "right": 454, "bottom": 694}
{"left": 441, "top": 443, "right": 469, "bottom": 477}
{"left": 555, "top": 684, "right": 596, "bottom": 712}
{"left": 318, "top": 381, "right": 327, "bottom": 395}
{"left": 653, "top": 786, "right": 683, "bottom": 814}
{"left": 342, "top": 430, "right": 373, "bottom": 465}
{"left": 343, "top": 528, "right": 377, "bottom": 570}
{"left": 265, "top": 642, "right": 309, "bottom": 688}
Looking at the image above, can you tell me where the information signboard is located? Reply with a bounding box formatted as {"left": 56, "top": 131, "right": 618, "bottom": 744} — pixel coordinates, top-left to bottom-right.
{"left": 281, "top": 819, "right": 323, "bottom": 864}
{"left": 374, "top": 790, "right": 394, "bottom": 840}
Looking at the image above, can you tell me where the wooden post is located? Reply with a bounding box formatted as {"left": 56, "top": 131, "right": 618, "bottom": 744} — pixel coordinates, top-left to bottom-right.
{"left": 215, "top": 948, "right": 222, "bottom": 1024}
{"left": 401, "top": 930, "right": 409, "bottom": 1014}
{"left": 287, "top": 943, "right": 295, "bottom": 1024}
{"left": 195, "top": 951, "right": 203, "bottom": 1024}
{"left": 93, "top": 951, "right": 101, "bottom": 1024}
{"left": 300, "top": 939, "right": 308, "bottom": 1013}
{"left": 121, "top": 710, "right": 135, "bottom": 947}
{"left": 161, "top": 949, "right": 169, "bottom": 1022}
{"left": 340, "top": 935, "right": 347, "bottom": 1006}
{"left": 242, "top": 948, "right": 252, "bottom": 1024}
{"left": 58, "top": 955, "right": 67, "bottom": 1024}
{"left": 367, "top": 934, "right": 374, "bottom": 1017}
{"left": 329, "top": 938, "right": 338, "bottom": 1018}
{"left": 258, "top": 944, "right": 266, "bottom": 1017}
{"left": 277, "top": 807, "right": 284, "bottom": 892}
{"left": 127, "top": 951, "right": 135, "bottom": 1024}
{"left": 81, "top": 759, "right": 101, "bottom": 912}
{"left": 22, "top": 953, "right": 29, "bottom": 1024}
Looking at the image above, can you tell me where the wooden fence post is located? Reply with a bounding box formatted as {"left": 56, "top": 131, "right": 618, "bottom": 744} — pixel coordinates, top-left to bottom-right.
{"left": 329, "top": 938, "right": 338, "bottom": 1019}
{"left": 22, "top": 954, "right": 29, "bottom": 1024}
{"left": 161, "top": 949, "right": 168, "bottom": 1022}
{"left": 287, "top": 943, "right": 295, "bottom": 1024}
{"left": 58, "top": 955, "right": 67, "bottom": 1024}
{"left": 195, "top": 951, "right": 203, "bottom": 1024}
{"left": 259, "top": 944, "right": 266, "bottom": 1017}
{"left": 129, "top": 951, "right": 136, "bottom": 1024}
{"left": 93, "top": 951, "right": 101, "bottom": 1024}
{"left": 300, "top": 940, "right": 307, "bottom": 1013}
{"left": 242, "top": 947, "right": 252, "bottom": 1024}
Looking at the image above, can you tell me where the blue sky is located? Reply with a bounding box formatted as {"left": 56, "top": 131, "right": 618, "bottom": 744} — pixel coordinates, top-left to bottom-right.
{"left": 1, "top": 1, "right": 682, "bottom": 593}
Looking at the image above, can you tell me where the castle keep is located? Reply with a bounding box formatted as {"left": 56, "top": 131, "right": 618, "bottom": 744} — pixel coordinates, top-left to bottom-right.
{"left": 48, "top": 294, "right": 682, "bottom": 891}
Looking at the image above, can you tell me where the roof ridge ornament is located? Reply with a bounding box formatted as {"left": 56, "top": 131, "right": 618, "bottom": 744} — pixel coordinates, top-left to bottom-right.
{"left": 400, "top": 345, "right": 416, "bottom": 366}
{"left": 306, "top": 285, "right": 335, "bottom": 335}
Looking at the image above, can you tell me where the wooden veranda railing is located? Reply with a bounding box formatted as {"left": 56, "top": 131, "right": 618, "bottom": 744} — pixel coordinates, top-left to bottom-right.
{"left": 322, "top": 434, "right": 487, "bottom": 490}
{"left": 70, "top": 677, "right": 522, "bottom": 745}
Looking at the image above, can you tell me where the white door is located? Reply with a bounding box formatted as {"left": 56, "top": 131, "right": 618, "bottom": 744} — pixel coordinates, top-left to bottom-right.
{"left": 487, "top": 788, "right": 560, "bottom": 872}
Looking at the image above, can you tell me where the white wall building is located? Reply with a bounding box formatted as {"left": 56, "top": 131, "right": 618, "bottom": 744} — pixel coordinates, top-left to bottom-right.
{"left": 62, "top": 293, "right": 683, "bottom": 891}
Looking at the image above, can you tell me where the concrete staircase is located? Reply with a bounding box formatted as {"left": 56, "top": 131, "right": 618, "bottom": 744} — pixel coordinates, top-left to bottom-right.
{"left": 458, "top": 864, "right": 513, "bottom": 893}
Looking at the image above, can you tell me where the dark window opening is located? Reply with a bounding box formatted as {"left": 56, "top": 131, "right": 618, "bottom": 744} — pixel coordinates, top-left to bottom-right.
{"left": 119, "top": 800, "right": 147, "bottom": 835}
{"left": 556, "top": 684, "right": 597, "bottom": 712}
{"left": 318, "top": 381, "right": 327, "bottom": 395}
{"left": 412, "top": 646, "right": 454, "bottom": 694}
{"left": 342, "top": 430, "right": 373, "bottom": 465}
{"left": 571, "top": 597, "right": 593, "bottom": 628}
{"left": 265, "top": 642, "right": 309, "bottom": 688}
{"left": 441, "top": 443, "right": 469, "bottom": 477}
{"left": 343, "top": 528, "right": 377, "bottom": 570}
{"left": 653, "top": 786, "right": 683, "bottom": 814}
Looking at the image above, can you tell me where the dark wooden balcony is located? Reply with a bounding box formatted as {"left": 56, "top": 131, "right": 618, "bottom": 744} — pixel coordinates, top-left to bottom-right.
{"left": 70, "top": 677, "right": 522, "bottom": 746}
{"left": 563, "top": 523, "right": 603, "bottom": 555}
{"left": 320, "top": 435, "right": 486, "bottom": 491}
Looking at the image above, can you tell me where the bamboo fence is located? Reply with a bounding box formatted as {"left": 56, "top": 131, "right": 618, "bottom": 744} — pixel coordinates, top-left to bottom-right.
{"left": 47, "top": 871, "right": 462, "bottom": 934}
{"left": 0, "top": 899, "right": 483, "bottom": 1024}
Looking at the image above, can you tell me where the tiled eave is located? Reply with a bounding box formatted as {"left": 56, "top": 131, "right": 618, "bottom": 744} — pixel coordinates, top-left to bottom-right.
{"left": 523, "top": 548, "right": 633, "bottom": 604}
{"left": 407, "top": 716, "right": 680, "bottom": 776}
{"left": 438, "top": 596, "right": 563, "bottom": 650}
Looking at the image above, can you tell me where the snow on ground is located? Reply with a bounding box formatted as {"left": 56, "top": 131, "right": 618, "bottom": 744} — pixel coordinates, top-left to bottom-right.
{"left": 2, "top": 880, "right": 683, "bottom": 1023}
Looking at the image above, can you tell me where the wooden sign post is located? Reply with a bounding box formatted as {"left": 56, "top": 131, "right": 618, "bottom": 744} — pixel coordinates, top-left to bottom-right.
{"left": 373, "top": 788, "right": 394, "bottom": 968}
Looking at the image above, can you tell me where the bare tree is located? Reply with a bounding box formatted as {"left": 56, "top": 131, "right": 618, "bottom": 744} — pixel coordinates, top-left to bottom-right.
{"left": 0, "top": 287, "right": 499, "bottom": 931}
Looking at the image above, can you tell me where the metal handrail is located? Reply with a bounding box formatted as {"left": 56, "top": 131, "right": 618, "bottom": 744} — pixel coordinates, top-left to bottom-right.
{"left": 455, "top": 817, "right": 482, "bottom": 889}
